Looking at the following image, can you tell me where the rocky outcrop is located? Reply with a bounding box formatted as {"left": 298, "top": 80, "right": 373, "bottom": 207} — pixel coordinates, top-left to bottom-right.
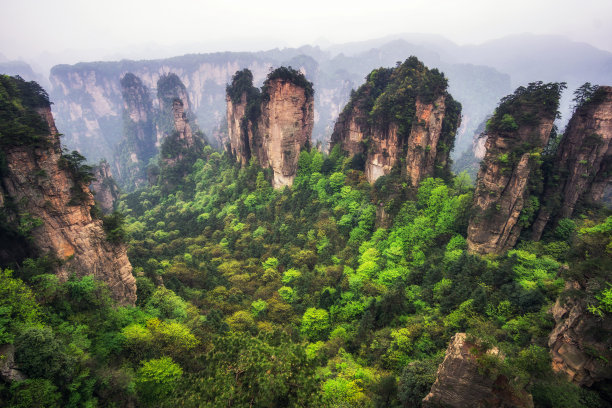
{"left": 549, "top": 282, "right": 612, "bottom": 387}
{"left": 256, "top": 77, "right": 314, "bottom": 187}
{"left": 226, "top": 92, "right": 251, "bottom": 165}
{"left": 330, "top": 57, "right": 461, "bottom": 185}
{"left": 0, "top": 77, "right": 136, "bottom": 304}
{"left": 423, "top": 333, "right": 533, "bottom": 408}
{"left": 467, "top": 82, "right": 564, "bottom": 255}
{"left": 113, "top": 73, "right": 157, "bottom": 190}
{"left": 0, "top": 344, "right": 26, "bottom": 383}
{"left": 532, "top": 86, "right": 612, "bottom": 240}
{"left": 226, "top": 67, "right": 314, "bottom": 187}
{"left": 90, "top": 160, "right": 120, "bottom": 213}
{"left": 156, "top": 74, "right": 206, "bottom": 187}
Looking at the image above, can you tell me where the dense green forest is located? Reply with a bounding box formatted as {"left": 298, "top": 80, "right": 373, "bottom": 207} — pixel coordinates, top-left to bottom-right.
{"left": 1, "top": 75, "right": 611, "bottom": 407}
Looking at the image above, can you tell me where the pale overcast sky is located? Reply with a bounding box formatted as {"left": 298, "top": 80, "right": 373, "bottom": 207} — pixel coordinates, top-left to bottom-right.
{"left": 1, "top": 0, "right": 611, "bottom": 64}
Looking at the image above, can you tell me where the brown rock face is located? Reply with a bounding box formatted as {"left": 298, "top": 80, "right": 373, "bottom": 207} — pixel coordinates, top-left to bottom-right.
{"left": 467, "top": 83, "right": 562, "bottom": 255}
{"left": 330, "top": 58, "right": 461, "bottom": 185}
{"left": 256, "top": 79, "right": 314, "bottom": 187}
{"left": 0, "top": 107, "right": 136, "bottom": 305}
{"left": 226, "top": 70, "right": 314, "bottom": 188}
{"left": 226, "top": 92, "right": 251, "bottom": 166}
{"left": 423, "top": 333, "right": 534, "bottom": 408}
{"left": 532, "top": 86, "right": 612, "bottom": 240}
{"left": 333, "top": 96, "right": 452, "bottom": 184}
{"left": 549, "top": 282, "right": 612, "bottom": 387}
{"left": 90, "top": 160, "right": 120, "bottom": 214}
{"left": 172, "top": 99, "right": 194, "bottom": 145}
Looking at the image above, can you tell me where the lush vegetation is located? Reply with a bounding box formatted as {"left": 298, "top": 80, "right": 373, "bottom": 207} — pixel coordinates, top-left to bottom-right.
{"left": 263, "top": 66, "right": 314, "bottom": 99}
{"left": 334, "top": 57, "right": 461, "bottom": 182}
{"left": 485, "top": 81, "right": 566, "bottom": 134}
{"left": 0, "top": 75, "right": 51, "bottom": 148}
{"left": 1, "top": 76, "right": 610, "bottom": 407}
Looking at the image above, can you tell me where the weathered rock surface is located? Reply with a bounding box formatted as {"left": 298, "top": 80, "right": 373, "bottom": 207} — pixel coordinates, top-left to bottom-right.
{"left": 467, "top": 83, "right": 563, "bottom": 255}
{"left": 549, "top": 282, "right": 612, "bottom": 387}
{"left": 0, "top": 106, "right": 136, "bottom": 305}
{"left": 226, "top": 92, "right": 251, "bottom": 166}
{"left": 330, "top": 57, "right": 461, "bottom": 185}
{"left": 90, "top": 160, "right": 120, "bottom": 213}
{"left": 532, "top": 86, "right": 612, "bottom": 239}
{"left": 0, "top": 344, "right": 26, "bottom": 383}
{"left": 423, "top": 333, "right": 533, "bottom": 408}
{"left": 226, "top": 68, "right": 314, "bottom": 187}
{"left": 256, "top": 78, "right": 314, "bottom": 187}
{"left": 113, "top": 73, "right": 157, "bottom": 190}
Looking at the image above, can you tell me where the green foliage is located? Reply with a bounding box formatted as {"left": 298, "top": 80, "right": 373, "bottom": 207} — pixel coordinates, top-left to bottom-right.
{"left": 486, "top": 81, "right": 566, "bottom": 133}
{"left": 263, "top": 66, "right": 314, "bottom": 99}
{"left": 57, "top": 149, "right": 96, "bottom": 204}
{"left": 0, "top": 269, "right": 40, "bottom": 343}
{"left": 301, "top": 307, "right": 330, "bottom": 341}
{"left": 0, "top": 75, "right": 50, "bottom": 148}
{"left": 398, "top": 357, "right": 441, "bottom": 407}
{"left": 14, "top": 326, "right": 70, "bottom": 380}
{"left": 135, "top": 357, "right": 183, "bottom": 405}
{"left": 572, "top": 82, "right": 600, "bottom": 111}
{"left": 8, "top": 379, "right": 61, "bottom": 408}
{"left": 102, "top": 210, "right": 126, "bottom": 243}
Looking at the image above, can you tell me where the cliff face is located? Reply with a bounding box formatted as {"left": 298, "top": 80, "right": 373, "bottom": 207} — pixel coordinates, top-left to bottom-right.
{"left": 90, "top": 160, "right": 120, "bottom": 213}
{"left": 330, "top": 57, "right": 461, "bottom": 185}
{"left": 156, "top": 74, "right": 206, "bottom": 188}
{"left": 423, "top": 333, "right": 533, "bottom": 408}
{"left": 226, "top": 67, "right": 314, "bottom": 188}
{"left": 467, "top": 82, "right": 564, "bottom": 255}
{"left": 114, "top": 73, "right": 157, "bottom": 190}
{"left": 256, "top": 78, "right": 314, "bottom": 187}
{"left": 549, "top": 282, "right": 612, "bottom": 387}
{"left": 0, "top": 79, "right": 136, "bottom": 304}
{"left": 532, "top": 86, "right": 612, "bottom": 239}
{"left": 226, "top": 92, "right": 251, "bottom": 165}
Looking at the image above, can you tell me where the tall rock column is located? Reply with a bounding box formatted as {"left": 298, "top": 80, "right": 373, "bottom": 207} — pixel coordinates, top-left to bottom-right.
{"left": 226, "top": 67, "right": 313, "bottom": 188}
{"left": 114, "top": 73, "right": 157, "bottom": 190}
{"left": 330, "top": 57, "right": 461, "bottom": 185}
{"left": 257, "top": 76, "right": 314, "bottom": 187}
{"left": 531, "top": 85, "right": 612, "bottom": 239}
{"left": 467, "top": 82, "right": 564, "bottom": 255}
{"left": 90, "top": 159, "right": 120, "bottom": 213}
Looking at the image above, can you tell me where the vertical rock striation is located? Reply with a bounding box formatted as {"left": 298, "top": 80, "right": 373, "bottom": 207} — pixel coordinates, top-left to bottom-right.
{"left": 532, "top": 85, "right": 612, "bottom": 240}
{"left": 226, "top": 67, "right": 314, "bottom": 188}
{"left": 114, "top": 73, "right": 157, "bottom": 190}
{"left": 330, "top": 57, "right": 461, "bottom": 185}
{"left": 90, "top": 159, "right": 120, "bottom": 213}
{"left": 157, "top": 73, "right": 206, "bottom": 187}
{"left": 0, "top": 76, "right": 136, "bottom": 304}
{"left": 467, "top": 82, "right": 564, "bottom": 255}
{"left": 423, "top": 333, "right": 534, "bottom": 408}
{"left": 548, "top": 282, "right": 612, "bottom": 387}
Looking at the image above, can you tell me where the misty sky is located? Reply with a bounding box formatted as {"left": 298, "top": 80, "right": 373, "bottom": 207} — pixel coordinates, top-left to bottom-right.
{"left": 1, "top": 0, "right": 612, "bottom": 66}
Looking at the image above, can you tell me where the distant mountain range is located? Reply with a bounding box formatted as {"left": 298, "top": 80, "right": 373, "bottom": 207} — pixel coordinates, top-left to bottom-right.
{"left": 2, "top": 33, "right": 611, "bottom": 164}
